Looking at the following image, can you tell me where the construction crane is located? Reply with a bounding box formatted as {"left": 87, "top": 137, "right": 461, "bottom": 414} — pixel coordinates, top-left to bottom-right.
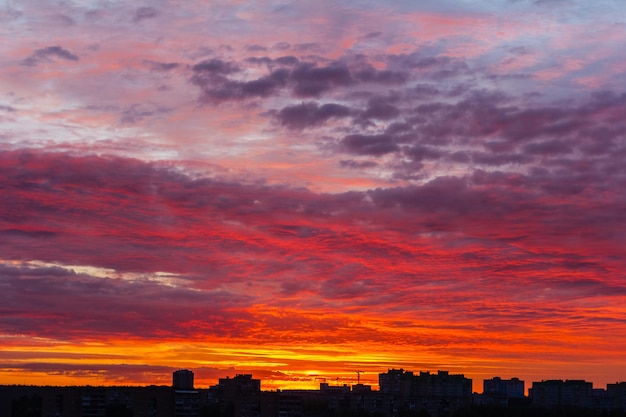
{"left": 356, "top": 370, "right": 364, "bottom": 384}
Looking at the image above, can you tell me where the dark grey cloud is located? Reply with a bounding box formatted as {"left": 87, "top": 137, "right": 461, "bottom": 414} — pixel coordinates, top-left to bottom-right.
{"left": 384, "top": 122, "right": 413, "bottom": 135}
{"left": 272, "top": 41, "right": 291, "bottom": 51}
{"left": 403, "top": 145, "right": 443, "bottom": 162}
{"left": 192, "top": 58, "right": 240, "bottom": 75}
{"left": 353, "top": 66, "right": 409, "bottom": 85}
{"left": 339, "top": 159, "right": 378, "bottom": 169}
{"left": 509, "top": 46, "right": 531, "bottom": 55}
{"left": 274, "top": 55, "right": 299, "bottom": 66}
{"left": 533, "top": 0, "right": 570, "bottom": 5}
{"left": 359, "top": 96, "right": 401, "bottom": 121}
{"left": 275, "top": 101, "right": 352, "bottom": 129}
{"left": 246, "top": 44, "right": 268, "bottom": 52}
{"left": 365, "top": 31, "right": 382, "bottom": 39}
{"left": 189, "top": 54, "right": 416, "bottom": 104}
{"left": 388, "top": 52, "right": 469, "bottom": 79}
{"left": 245, "top": 56, "right": 274, "bottom": 66}
{"left": 50, "top": 14, "right": 75, "bottom": 26}
{"left": 449, "top": 151, "right": 471, "bottom": 163}
{"left": 470, "top": 151, "right": 533, "bottom": 166}
{"left": 119, "top": 104, "right": 170, "bottom": 124}
{"left": 21, "top": 46, "right": 79, "bottom": 66}
{"left": 341, "top": 133, "right": 399, "bottom": 156}
{"left": 191, "top": 58, "right": 288, "bottom": 102}
{"left": 290, "top": 62, "right": 353, "bottom": 96}
{"left": 146, "top": 60, "right": 180, "bottom": 71}
{"left": 523, "top": 139, "right": 572, "bottom": 155}
{"left": 245, "top": 55, "right": 299, "bottom": 68}
{"left": 133, "top": 6, "right": 158, "bottom": 22}
{"left": 292, "top": 42, "right": 322, "bottom": 53}
{"left": 411, "top": 83, "right": 441, "bottom": 98}
{"left": 329, "top": 88, "right": 626, "bottom": 185}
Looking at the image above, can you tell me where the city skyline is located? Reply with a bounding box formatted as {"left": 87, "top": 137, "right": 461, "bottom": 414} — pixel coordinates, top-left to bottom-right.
{"left": 5, "top": 369, "right": 626, "bottom": 417}
{"left": 0, "top": 368, "right": 626, "bottom": 398}
{"left": 2, "top": 367, "right": 624, "bottom": 394}
{"left": 1, "top": 0, "right": 626, "bottom": 393}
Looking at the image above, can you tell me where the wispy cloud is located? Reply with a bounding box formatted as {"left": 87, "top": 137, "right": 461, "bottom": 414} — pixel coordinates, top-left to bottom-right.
{"left": 21, "top": 46, "right": 79, "bottom": 66}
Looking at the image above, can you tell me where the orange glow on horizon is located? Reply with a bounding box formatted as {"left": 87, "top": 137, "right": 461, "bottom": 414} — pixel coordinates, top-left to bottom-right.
{"left": 3, "top": 0, "right": 626, "bottom": 399}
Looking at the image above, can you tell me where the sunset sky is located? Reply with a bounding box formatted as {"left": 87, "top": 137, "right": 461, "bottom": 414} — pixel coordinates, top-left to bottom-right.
{"left": 1, "top": 0, "right": 626, "bottom": 393}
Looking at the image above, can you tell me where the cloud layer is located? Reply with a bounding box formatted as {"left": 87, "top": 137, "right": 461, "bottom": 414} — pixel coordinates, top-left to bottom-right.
{"left": 1, "top": 0, "right": 626, "bottom": 391}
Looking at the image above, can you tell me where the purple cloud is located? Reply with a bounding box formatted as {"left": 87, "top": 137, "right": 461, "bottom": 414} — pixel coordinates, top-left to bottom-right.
{"left": 275, "top": 102, "right": 352, "bottom": 129}
{"left": 21, "top": 46, "right": 79, "bottom": 66}
{"left": 133, "top": 7, "right": 158, "bottom": 22}
{"left": 341, "top": 134, "right": 399, "bottom": 156}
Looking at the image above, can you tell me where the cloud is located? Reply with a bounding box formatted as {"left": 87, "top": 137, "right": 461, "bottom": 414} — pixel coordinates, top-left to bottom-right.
{"left": 0, "top": 149, "right": 625, "bottom": 383}
{"left": 353, "top": 67, "right": 409, "bottom": 85}
{"left": 272, "top": 41, "right": 291, "bottom": 51}
{"left": 146, "top": 61, "right": 180, "bottom": 71}
{"left": 289, "top": 62, "right": 353, "bottom": 96}
{"left": 192, "top": 58, "right": 240, "bottom": 75}
{"left": 364, "top": 31, "right": 382, "bottom": 39}
{"left": 189, "top": 55, "right": 413, "bottom": 103}
{"left": 3, "top": 0, "right": 626, "bottom": 389}
{"left": 133, "top": 6, "right": 158, "bottom": 22}
{"left": 403, "top": 145, "right": 443, "bottom": 162}
{"left": 0, "top": 362, "right": 180, "bottom": 385}
{"left": 191, "top": 60, "right": 288, "bottom": 102}
{"left": 469, "top": 151, "right": 533, "bottom": 166}
{"left": 339, "top": 159, "right": 378, "bottom": 169}
{"left": 340, "top": 134, "right": 399, "bottom": 156}
{"left": 358, "top": 96, "right": 401, "bottom": 121}
{"left": 312, "top": 86, "right": 626, "bottom": 184}
{"left": 275, "top": 55, "right": 299, "bottom": 66}
{"left": 21, "top": 46, "right": 79, "bottom": 66}
{"left": 275, "top": 101, "right": 352, "bottom": 129}
{"left": 181, "top": 51, "right": 624, "bottom": 185}
{"left": 522, "top": 139, "right": 572, "bottom": 155}
{"left": 119, "top": 104, "right": 170, "bottom": 124}
{"left": 0, "top": 261, "right": 255, "bottom": 340}
{"left": 246, "top": 44, "right": 268, "bottom": 52}
{"left": 388, "top": 52, "right": 469, "bottom": 79}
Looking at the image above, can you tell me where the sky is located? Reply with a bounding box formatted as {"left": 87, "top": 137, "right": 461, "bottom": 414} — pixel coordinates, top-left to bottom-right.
{"left": 1, "top": 0, "right": 626, "bottom": 393}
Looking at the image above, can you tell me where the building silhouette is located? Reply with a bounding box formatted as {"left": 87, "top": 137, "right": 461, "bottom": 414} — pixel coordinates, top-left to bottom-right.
{"left": 0, "top": 385, "right": 175, "bottom": 417}
{"left": 379, "top": 368, "right": 414, "bottom": 399}
{"left": 530, "top": 379, "right": 593, "bottom": 408}
{"left": 209, "top": 374, "right": 261, "bottom": 417}
{"left": 482, "top": 376, "right": 525, "bottom": 405}
{"left": 378, "top": 369, "right": 472, "bottom": 416}
{"left": 609, "top": 382, "right": 626, "bottom": 410}
{"left": 1, "top": 369, "right": 626, "bottom": 417}
{"left": 173, "top": 369, "right": 195, "bottom": 391}
{"left": 173, "top": 370, "right": 199, "bottom": 417}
